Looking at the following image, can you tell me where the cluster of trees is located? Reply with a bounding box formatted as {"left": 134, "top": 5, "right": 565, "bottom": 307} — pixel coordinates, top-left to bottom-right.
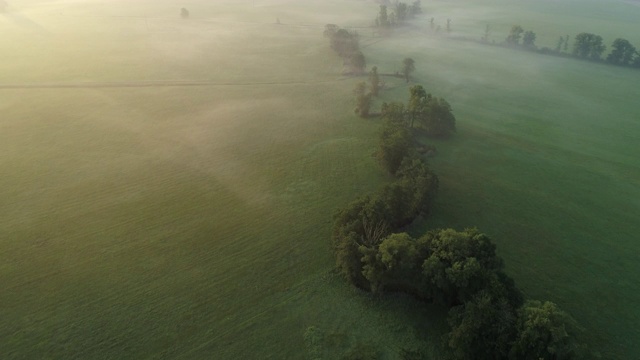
{"left": 379, "top": 85, "right": 456, "bottom": 138}
{"left": 324, "top": 24, "right": 366, "bottom": 74}
{"left": 335, "top": 224, "right": 589, "bottom": 358}
{"left": 333, "top": 152, "right": 438, "bottom": 288}
{"left": 375, "top": 1, "right": 422, "bottom": 28}
{"left": 503, "top": 25, "right": 640, "bottom": 68}
{"left": 505, "top": 25, "right": 537, "bottom": 49}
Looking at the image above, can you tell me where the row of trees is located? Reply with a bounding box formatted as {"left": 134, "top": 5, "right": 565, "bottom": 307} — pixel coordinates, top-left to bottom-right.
{"left": 375, "top": 1, "right": 422, "bottom": 28}
{"left": 323, "top": 24, "right": 367, "bottom": 74}
{"left": 504, "top": 25, "right": 640, "bottom": 67}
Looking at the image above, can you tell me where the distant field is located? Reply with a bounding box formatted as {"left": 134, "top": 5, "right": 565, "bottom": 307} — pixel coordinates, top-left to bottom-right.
{"left": 1, "top": 0, "right": 639, "bottom": 359}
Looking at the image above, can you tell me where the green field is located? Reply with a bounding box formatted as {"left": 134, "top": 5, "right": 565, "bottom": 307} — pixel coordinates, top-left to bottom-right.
{"left": 1, "top": 0, "right": 639, "bottom": 358}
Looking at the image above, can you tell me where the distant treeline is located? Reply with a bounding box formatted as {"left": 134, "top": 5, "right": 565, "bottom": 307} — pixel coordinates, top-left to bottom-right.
{"left": 500, "top": 25, "right": 640, "bottom": 68}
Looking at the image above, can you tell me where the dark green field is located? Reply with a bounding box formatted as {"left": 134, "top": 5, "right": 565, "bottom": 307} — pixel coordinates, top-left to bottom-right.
{"left": 1, "top": 0, "right": 639, "bottom": 358}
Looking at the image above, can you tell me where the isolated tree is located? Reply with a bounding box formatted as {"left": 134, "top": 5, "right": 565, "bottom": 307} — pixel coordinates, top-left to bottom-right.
{"left": 353, "top": 82, "right": 372, "bottom": 118}
{"left": 180, "top": 8, "right": 189, "bottom": 19}
{"left": 522, "top": 30, "right": 536, "bottom": 49}
{"left": 429, "top": 17, "right": 435, "bottom": 31}
{"left": 573, "top": 33, "right": 606, "bottom": 60}
{"left": 607, "top": 38, "right": 637, "bottom": 66}
{"left": 506, "top": 25, "right": 524, "bottom": 46}
{"left": 401, "top": 57, "right": 415, "bottom": 83}
{"left": 369, "top": 66, "right": 381, "bottom": 96}
{"left": 446, "top": 18, "right": 452, "bottom": 34}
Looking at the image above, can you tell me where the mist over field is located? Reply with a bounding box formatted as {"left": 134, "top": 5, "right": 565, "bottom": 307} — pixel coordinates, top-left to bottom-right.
{"left": 1, "top": 0, "right": 639, "bottom": 359}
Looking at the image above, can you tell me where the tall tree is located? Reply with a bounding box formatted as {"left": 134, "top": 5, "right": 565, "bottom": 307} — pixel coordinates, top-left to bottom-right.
{"left": 506, "top": 25, "right": 524, "bottom": 46}
{"left": 377, "top": 5, "right": 389, "bottom": 27}
{"left": 522, "top": 30, "right": 536, "bottom": 49}
{"left": 407, "top": 85, "right": 428, "bottom": 128}
{"left": 396, "top": 2, "right": 408, "bottom": 23}
{"left": 607, "top": 38, "right": 637, "bottom": 66}
{"left": 353, "top": 82, "right": 371, "bottom": 118}
{"left": 402, "top": 57, "right": 415, "bottom": 83}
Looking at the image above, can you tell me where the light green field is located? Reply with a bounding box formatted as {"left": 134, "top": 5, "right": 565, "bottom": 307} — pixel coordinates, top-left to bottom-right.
{"left": 1, "top": 0, "right": 639, "bottom": 359}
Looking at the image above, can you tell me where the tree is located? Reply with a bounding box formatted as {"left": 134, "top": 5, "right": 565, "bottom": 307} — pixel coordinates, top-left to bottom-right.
{"left": 377, "top": 5, "right": 390, "bottom": 27}
{"left": 446, "top": 18, "right": 452, "bottom": 34}
{"left": 510, "top": 300, "right": 586, "bottom": 360}
{"left": 506, "top": 25, "right": 524, "bottom": 46}
{"left": 180, "top": 8, "right": 189, "bottom": 19}
{"left": 563, "top": 35, "right": 570, "bottom": 52}
{"left": 396, "top": 2, "right": 408, "bottom": 23}
{"left": 422, "top": 97, "right": 456, "bottom": 137}
{"left": 401, "top": 58, "right": 415, "bottom": 83}
{"left": 420, "top": 228, "right": 506, "bottom": 305}
{"left": 555, "top": 36, "right": 564, "bottom": 52}
{"left": 607, "top": 38, "right": 637, "bottom": 66}
{"left": 573, "top": 33, "right": 606, "bottom": 60}
{"left": 410, "top": 1, "right": 421, "bottom": 16}
{"left": 354, "top": 82, "right": 372, "bottom": 118}
{"left": 362, "top": 232, "right": 419, "bottom": 293}
{"left": 380, "top": 101, "right": 407, "bottom": 127}
{"left": 349, "top": 51, "right": 367, "bottom": 74}
{"left": 369, "top": 66, "right": 381, "bottom": 96}
{"left": 446, "top": 290, "right": 517, "bottom": 360}
{"left": 407, "top": 85, "right": 428, "bottom": 128}
{"left": 522, "top": 30, "right": 536, "bottom": 49}
{"left": 330, "top": 28, "right": 359, "bottom": 57}
{"left": 377, "top": 116, "right": 413, "bottom": 174}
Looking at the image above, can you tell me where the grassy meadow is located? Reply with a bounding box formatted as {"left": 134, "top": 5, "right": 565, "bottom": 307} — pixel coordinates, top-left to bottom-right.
{"left": 1, "top": 0, "right": 639, "bottom": 359}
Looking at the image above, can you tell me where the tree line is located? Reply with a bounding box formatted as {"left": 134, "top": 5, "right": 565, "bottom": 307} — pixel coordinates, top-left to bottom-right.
{"left": 503, "top": 25, "right": 640, "bottom": 68}
{"left": 322, "top": 15, "right": 591, "bottom": 358}
{"left": 331, "top": 93, "right": 587, "bottom": 357}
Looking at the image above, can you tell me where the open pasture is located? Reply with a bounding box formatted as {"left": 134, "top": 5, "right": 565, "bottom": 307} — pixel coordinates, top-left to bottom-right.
{"left": 1, "top": 0, "right": 640, "bottom": 359}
